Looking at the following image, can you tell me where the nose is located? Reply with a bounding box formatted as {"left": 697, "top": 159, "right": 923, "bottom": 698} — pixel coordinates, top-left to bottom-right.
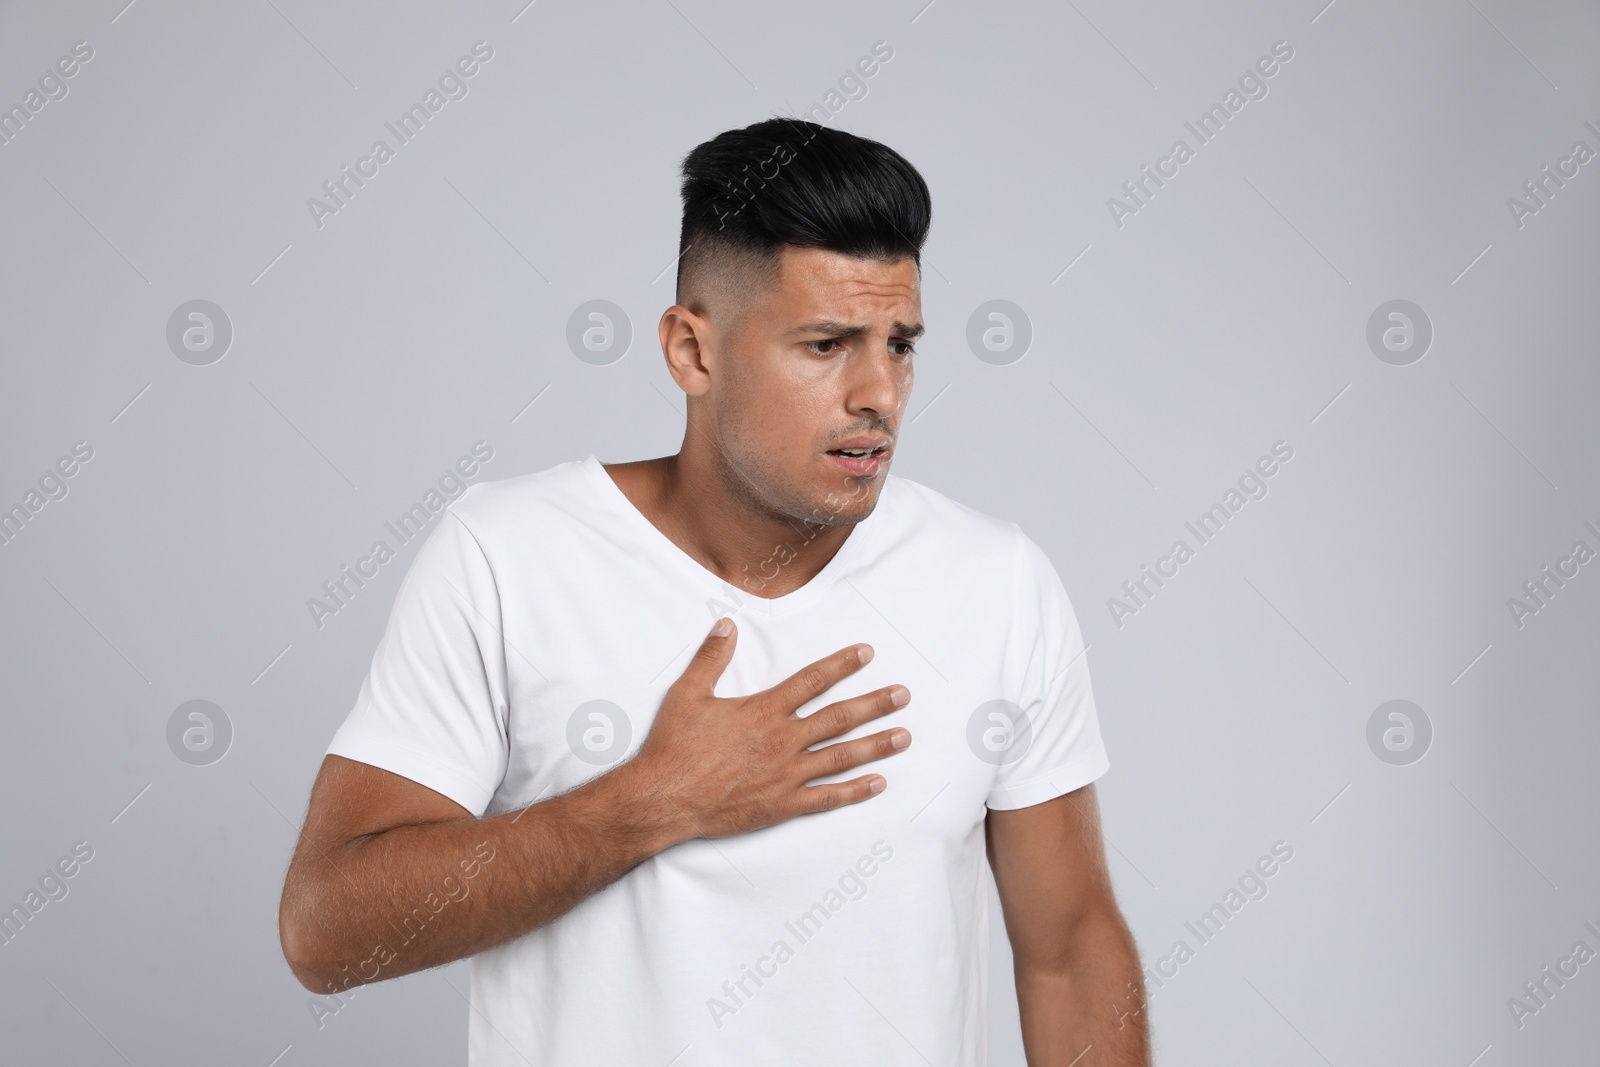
{"left": 846, "top": 344, "right": 908, "bottom": 424}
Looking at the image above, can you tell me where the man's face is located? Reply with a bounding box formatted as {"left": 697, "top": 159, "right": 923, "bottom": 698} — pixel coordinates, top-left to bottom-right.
{"left": 708, "top": 245, "right": 921, "bottom": 527}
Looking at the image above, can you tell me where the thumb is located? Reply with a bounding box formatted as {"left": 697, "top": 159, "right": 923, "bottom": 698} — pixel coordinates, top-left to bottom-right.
{"left": 681, "top": 616, "right": 737, "bottom": 695}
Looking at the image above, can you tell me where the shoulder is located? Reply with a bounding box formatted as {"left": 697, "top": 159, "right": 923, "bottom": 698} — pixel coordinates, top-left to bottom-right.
{"left": 443, "top": 457, "right": 594, "bottom": 546}
{"left": 883, "top": 474, "right": 1072, "bottom": 600}
{"left": 881, "top": 471, "right": 1027, "bottom": 563}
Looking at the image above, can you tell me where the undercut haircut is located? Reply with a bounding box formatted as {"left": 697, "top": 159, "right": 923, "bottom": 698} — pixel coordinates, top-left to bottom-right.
{"left": 675, "top": 117, "right": 932, "bottom": 320}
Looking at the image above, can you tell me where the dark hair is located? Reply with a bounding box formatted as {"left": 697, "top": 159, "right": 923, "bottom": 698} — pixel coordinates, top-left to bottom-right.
{"left": 676, "top": 117, "right": 931, "bottom": 299}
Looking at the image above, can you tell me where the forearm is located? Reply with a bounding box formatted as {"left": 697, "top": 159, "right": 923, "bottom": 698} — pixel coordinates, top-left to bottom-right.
{"left": 1015, "top": 911, "right": 1150, "bottom": 1066}
{"left": 281, "top": 758, "right": 682, "bottom": 994}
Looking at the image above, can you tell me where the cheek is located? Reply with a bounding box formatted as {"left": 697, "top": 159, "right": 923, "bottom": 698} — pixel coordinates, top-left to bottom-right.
{"left": 728, "top": 352, "right": 831, "bottom": 424}
{"left": 716, "top": 363, "right": 791, "bottom": 453}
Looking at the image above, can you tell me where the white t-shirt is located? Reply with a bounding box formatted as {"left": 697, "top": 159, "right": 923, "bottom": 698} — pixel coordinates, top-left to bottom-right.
{"left": 326, "top": 454, "right": 1109, "bottom": 1066}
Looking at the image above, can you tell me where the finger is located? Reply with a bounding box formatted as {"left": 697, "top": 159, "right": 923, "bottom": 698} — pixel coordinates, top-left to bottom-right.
{"left": 676, "top": 616, "right": 738, "bottom": 697}
{"left": 793, "top": 774, "right": 889, "bottom": 816}
{"left": 799, "top": 727, "right": 912, "bottom": 781}
{"left": 768, "top": 642, "right": 874, "bottom": 715}
{"left": 800, "top": 685, "right": 910, "bottom": 746}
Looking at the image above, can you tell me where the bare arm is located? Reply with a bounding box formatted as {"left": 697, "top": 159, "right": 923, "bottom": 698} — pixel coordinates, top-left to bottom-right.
{"left": 278, "top": 618, "right": 914, "bottom": 994}
{"left": 986, "top": 783, "right": 1150, "bottom": 1067}
{"left": 278, "top": 751, "right": 674, "bottom": 994}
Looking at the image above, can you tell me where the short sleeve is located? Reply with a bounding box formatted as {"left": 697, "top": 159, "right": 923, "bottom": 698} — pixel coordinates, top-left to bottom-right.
{"left": 325, "top": 502, "right": 510, "bottom": 816}
{"left": 985, "top": 528, "right": 1110, "bottom": 810}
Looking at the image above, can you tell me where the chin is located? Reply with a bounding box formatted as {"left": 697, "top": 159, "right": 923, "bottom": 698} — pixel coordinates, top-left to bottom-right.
{"left": 808, "top": 481, "right": 881, "bottom": 526}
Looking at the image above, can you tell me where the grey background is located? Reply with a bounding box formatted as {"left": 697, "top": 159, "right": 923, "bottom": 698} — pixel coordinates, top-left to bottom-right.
{"left": 2, "top": 0, "right": 1596, "bottom": 1063}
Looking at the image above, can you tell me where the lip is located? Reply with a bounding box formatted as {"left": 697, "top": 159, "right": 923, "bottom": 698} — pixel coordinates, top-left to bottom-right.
{"left": 830, "top": 436, "right": 891, "bottom": 452}
{"left": 825, "top": 437, "right": 891, "bottom": 476}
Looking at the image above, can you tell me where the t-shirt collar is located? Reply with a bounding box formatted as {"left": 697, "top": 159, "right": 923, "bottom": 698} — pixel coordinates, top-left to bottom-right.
{"left": 579, "top": 454, "right": 888, "bottom": 617}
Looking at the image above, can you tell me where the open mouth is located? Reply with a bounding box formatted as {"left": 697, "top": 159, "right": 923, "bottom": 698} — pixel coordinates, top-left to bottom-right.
{"left": 825, "top": 442, "right": 890, "bottom": 475}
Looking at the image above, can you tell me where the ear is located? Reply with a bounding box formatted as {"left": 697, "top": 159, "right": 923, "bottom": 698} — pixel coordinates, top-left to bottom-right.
{"left": 659, "top": 305, "right": 715, "bottom": 397}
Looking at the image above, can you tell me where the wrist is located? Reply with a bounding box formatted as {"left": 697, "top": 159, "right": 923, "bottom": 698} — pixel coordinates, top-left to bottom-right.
{"left": 587, "top": 752, "right": 695, "bottom": 856}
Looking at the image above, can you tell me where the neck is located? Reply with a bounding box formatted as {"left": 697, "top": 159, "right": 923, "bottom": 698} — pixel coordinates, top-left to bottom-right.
{"left": 605, "top": 442, "right": 855, "bottom": 600}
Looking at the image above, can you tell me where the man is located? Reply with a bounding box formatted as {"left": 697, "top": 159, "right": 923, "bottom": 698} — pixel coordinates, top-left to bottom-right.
{"left": 278, "top": 117, "right": 1150, "bottom": 1065}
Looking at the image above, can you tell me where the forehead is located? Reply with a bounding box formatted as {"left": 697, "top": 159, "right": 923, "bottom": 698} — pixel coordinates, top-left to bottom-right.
{"left": 766, "top": 246, "right": 921, "bottom": 317}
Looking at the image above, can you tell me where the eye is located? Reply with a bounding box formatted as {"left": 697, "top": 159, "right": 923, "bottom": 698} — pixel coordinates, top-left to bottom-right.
{"left": 890, "top": 341, "right": 916, "bottom": 358}
{"left": 807, "top": 339, "right": 841, "bottom": 355}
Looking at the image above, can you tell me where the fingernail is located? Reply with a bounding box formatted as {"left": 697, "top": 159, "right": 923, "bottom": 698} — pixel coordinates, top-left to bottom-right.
{"left": 889, "top": 686, "right": 909, "bottom": 707}
{"left": 857, "top": 644, "right": 874, "bottom": 665}
{"left": 868, "top": 776, "right": 886, "bottom": 793}
{"left": 710, "top": 617, "right": 731, "bottom": 637}
{"left": 890, "top": 729, "right": 910, "bottom": 750}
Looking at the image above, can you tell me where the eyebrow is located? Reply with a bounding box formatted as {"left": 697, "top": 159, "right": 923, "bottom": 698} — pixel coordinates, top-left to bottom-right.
{"left": 790, "top": 318, "right": 926, "bottom": 341}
